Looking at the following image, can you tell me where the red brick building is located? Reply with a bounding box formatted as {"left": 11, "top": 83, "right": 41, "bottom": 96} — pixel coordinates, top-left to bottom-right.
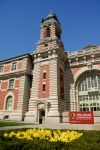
{"left": 0, "top": 11, "right": 100, "bottom": 125}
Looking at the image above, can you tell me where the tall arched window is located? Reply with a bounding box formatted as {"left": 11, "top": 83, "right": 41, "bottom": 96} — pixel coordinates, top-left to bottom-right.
{"left": 44, "top": 27, "right": 50, "bottom": 38}
{"left": 78, "top": 73, "right": 100, "bottom": 111}
{"left": 5, "top": 96, "right": 13, "bottom": 111}
{"left": 46, "top": 27, "right": 50, "bottom": 37}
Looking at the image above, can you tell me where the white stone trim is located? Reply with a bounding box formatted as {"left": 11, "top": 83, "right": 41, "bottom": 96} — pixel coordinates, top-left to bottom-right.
{"left": 74, "top": 65, "right": 100, "bottom": 83}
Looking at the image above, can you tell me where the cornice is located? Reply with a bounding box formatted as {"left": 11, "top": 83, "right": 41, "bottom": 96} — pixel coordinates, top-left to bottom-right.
{"left": 0, "top": 53, "right": 31, "bottom": 65}
{"left": 67, "top": 46, "right": 100, "bottom": 59}
{"left": 0, "top": 70, "right": 32, "bottom": 79}
{"left": 66, "top": 46, "right": 100, "bottom": 67}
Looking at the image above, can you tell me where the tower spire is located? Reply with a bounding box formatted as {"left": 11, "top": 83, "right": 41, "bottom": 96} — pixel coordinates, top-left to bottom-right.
{"left": 49, "top": 9, "right": 55, "bottom": 16}
{"left": 36, "top": 11, "right": 63, "bottom": 52}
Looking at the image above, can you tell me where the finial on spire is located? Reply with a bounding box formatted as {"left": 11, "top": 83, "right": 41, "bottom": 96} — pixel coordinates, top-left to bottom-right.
{"left": 41, "top": 10, "right": 60, "bottom": 24}
{"left": 49, "top": 9, "right": 55, "bottom": 16}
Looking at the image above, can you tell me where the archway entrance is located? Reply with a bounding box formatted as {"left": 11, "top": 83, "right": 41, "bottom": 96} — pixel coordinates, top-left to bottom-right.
{"left": 39, "top": 110, "right": 45, "bottom": 124}
{"left": 37, "top": 102, "right": 46, "bottom": 124}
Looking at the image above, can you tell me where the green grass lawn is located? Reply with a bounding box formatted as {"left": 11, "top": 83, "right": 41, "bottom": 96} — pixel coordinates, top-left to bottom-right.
{"left": 0, "top": 120, "right": 33, "bottom": 127}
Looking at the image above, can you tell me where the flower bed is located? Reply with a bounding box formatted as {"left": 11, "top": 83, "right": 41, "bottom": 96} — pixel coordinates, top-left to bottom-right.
{"left": 0, "top": 128, "right": 100, "bottom": 150}
{"left": 4, "top": 128, "right": 82, "bottom": 142}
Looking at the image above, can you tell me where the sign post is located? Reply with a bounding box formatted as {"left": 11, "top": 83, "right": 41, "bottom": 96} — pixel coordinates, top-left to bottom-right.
{"left": 69, "top": 111, "right": 94, "bottom": 124}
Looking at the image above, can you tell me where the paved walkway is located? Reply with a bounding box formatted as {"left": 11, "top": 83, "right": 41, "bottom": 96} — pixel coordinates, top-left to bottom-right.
{"left": 0, "top": 123, "right": 100, "bottom": 130}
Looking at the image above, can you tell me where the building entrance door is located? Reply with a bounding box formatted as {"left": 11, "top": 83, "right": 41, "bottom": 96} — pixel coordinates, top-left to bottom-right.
{"left": 39, "top": 110, "right": 45, "bottom": 124}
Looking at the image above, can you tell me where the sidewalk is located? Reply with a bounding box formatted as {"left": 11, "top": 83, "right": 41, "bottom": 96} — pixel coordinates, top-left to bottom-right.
{"left": 0, "top": 123, "right": 100, "bottom": 130}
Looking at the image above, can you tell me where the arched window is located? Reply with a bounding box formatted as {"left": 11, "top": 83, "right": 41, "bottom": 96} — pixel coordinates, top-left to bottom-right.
{"left": 44, "top": 27, "right": 50, "bottom": 38}
{"left": 78, "top": 73, "right": 100, "bottom": 111}
{"left": 5, "top": 96, "right": 13, "bottom": 111}
{"left": 46, "top": 27, "right": 50, "bottom": 37}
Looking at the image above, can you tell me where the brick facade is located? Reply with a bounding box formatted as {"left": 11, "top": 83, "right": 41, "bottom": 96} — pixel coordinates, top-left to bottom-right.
{"left": 38, "top": 65, "right": 49, "bottom": 99}
{"left": 0, "top": 78, "right": 20, "bottom": 110}
{"left": 0, "top": 12, "right": 100, "bottom": 125}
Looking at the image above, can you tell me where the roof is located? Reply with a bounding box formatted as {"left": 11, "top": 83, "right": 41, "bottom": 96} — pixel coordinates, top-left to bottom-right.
{"left": 41, "top": 10, "right": 60, "bottom": 24}
{"left": 0, "top": 53, "right": 31, "bottom": 64}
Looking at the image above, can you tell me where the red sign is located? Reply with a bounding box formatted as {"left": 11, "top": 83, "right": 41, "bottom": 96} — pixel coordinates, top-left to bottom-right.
{"left": 69, "top": 111, "right": 94, "bottom": 124}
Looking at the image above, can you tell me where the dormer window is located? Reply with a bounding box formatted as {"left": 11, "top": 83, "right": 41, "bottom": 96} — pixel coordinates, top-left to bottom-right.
{"left": 11, "top": 62, "right": 17, "bottom": 71}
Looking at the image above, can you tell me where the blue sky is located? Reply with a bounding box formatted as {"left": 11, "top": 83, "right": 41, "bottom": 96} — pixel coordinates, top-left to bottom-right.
{"left": 0, "top": 0, "right": 100, "bottom": 60}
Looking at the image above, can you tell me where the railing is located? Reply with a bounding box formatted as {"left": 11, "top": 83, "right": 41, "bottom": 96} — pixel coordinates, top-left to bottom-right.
{"left": 88, "top": 87, "right": 99, "bottom": 93}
